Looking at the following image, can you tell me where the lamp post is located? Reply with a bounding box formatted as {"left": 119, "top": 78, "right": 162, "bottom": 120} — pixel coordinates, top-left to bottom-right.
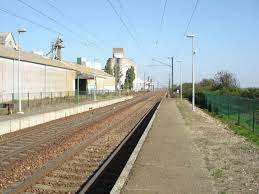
{"left": 176, "top": 60, "right": 183, "bottom": 101}
{"left": 186, "top": 34, "right": 196, "bottom": 111}
{"left": 92, "top": 58, "right": 99, "bottom": 100}
{"left": 168, "top": 57, "right": 174, "bottom": 95}
{"left": 17, "top": 28, "right": 26, "bottom": 114}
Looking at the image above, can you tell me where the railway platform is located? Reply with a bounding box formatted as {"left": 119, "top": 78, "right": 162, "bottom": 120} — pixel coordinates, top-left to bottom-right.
{"left": 118, "top": 98, "right": 214, "bottom": 193}
{"left": 0, "top": 96, "right": 132, "bottom": 136}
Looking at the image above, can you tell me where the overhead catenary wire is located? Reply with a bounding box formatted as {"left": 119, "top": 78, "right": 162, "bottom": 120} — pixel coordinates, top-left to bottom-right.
{"left": 155, "top": 0, "right": 168, "bottom": 46}
{"left": 0, "top": 8, "right": 61, "bottom": 35}
{"left": 42, "top": 0, "right": 105, "bottom": 51}
{"left": 0, "top": 8, "right": 92, "bottom": 50}
{"left": 184, "top": 0, "right": 200, "bottom": 35}
{"left": 116, "top": 0, "right": 141, "bottom": 45}
{"left": 16, "top": 0, "right": 100, "bottom": 48}
{"left": 175, "top": 0, "right": 200, "bottom": 59}
{"left": 16, "top": 0, "right": 75, "bottom": 35}
{"left": 106, "top": 0, "right": 140, "bottom": 48}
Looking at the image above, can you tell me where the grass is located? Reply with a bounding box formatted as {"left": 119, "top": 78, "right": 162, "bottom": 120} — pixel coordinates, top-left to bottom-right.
{"left": 176, "top": 99, "right": 259, "bottom": 146}
{"left": 206, "top": 111, "right": 259, "bottom": 146}
{"left": 212, "top": 169, "right": 224, "bottom": 179}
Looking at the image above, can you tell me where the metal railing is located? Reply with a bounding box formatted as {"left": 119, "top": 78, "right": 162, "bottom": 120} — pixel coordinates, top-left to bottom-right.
{"left": 204, "top": 93, "right": 259, "bottom": 134}
{"left": 0, "top": 90, "right": 139, "bottom": 116}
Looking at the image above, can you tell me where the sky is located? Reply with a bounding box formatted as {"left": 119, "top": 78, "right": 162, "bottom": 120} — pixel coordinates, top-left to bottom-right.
{"left": 1, "top": 0, "right": 259, "bottom": 88}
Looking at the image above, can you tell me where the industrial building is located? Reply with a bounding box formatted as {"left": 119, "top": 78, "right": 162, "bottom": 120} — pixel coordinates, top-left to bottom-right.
{"left": 108, "top": 48, "right": 144, "bottom": 91}
{"left": 109, "top": 48, "right": 138, "bottom": 88}
{"left": 0, "top": 33, "right": 115, "bottom": 102}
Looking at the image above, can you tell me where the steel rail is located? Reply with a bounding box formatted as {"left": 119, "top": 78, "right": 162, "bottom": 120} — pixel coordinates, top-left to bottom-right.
{"left": 3, "top": 93, "right": 160, "bottom": 194}
{"left": 77, "top": 97, "right": 161, "bottom": 193}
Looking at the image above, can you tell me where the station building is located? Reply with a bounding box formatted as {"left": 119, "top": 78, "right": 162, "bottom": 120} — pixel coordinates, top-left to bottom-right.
{"left": 0, "top": 33, "right": 115, "bottom": 102}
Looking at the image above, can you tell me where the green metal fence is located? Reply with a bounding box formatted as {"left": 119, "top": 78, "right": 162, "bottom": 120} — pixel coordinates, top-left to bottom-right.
{"left": 204, "top": 93, "right": 259, "bottom": 134}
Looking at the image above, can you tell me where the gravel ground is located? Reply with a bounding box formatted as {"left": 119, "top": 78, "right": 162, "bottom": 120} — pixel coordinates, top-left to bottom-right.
{"left": 27, "top": 98, "right": 151, "bottom": 193}
{"left": 177, "top": 100, "right": 259, "bottom": 193}
{"left": 0, "top": 93, "right": 160, "bottom": 191}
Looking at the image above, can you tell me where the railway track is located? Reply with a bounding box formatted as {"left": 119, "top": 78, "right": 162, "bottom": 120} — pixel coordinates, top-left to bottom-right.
{"left": 0, "top": 92, "right": 163, "bottom": 193}
{"left": 0, "top": 93, "right": 151, "bottom": 167}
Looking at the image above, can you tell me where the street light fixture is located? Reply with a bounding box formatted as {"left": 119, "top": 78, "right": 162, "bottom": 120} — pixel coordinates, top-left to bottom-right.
{"left": 186, "top": 33, "right": 196, "bottom": 111}
{"left": 17, "top": 28, "right": 27, "bottom": 114}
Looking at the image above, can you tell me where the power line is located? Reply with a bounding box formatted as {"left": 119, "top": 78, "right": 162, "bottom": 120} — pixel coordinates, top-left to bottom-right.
{"left": 184, "top": 0, "right": 200, "bottom": 35}
{"left": 16, "top": 0, "right": 99, "bottom": 47}
{"left": 116, "top": 0, "right": 140, "bottom": 45}
{"left": 112, "top": 0, "right": 153, "bottom": 62}
{"left": 0, "top": 8, "right": 61, "bottom": 35}
{"left": 155, "top": 0, "right": 168, "bottom": 45}
{"left": 106, "top": 0, "right": 140, "bottom": 48}
{"left": 43, "top": 0, "right": 105, "bottom": 50}
{"left": 16, "top": 0, "right": 75, "bottom": 35}
{"left": 0, "top": 8, "right": 91, "bottom": 49}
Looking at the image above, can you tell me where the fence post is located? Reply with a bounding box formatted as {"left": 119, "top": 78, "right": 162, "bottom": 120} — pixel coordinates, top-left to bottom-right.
{"left": 252, "top": 99, "right": 255, "bottom": 132}
{"left": 51, "top": 92, "right": 53, "bottom": 104}
{"left": 237, "top": 108, "right": 240, "bottom": 126}
{"left": 12, "top": 93, "right": 14, "bottom": 105}
{"left": 27, "top": 92, "right": 30, "bottom": 108}
{"left": 227, "top": 98, "right": 230, "bottom": 119}
{"left": 40, "top": 92, "right": 43, "bottom": 106}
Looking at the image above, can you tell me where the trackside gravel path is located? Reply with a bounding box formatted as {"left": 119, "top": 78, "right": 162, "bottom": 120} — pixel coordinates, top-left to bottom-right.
{"left": 122, "top": 98, "right": 214, "bottom": 193}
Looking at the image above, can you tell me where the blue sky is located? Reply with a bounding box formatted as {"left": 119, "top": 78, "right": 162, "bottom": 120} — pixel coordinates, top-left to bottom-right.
{"left": 1, "top": 0, "right": 259, "bottom": 87}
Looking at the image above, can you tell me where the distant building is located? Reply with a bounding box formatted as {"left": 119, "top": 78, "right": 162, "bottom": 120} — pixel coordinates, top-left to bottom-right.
{"left": 0, "top": 32, "right": 16, "bottom": 48}
{"left": 113, "top": 48, "right": 124, "bottom": 58}
{"left": 108, "top": 48, "right": 137, "bottom": 89}
{"left": 0, "top": 33, "right": 115, "bottom": 102}
{"left": 77, "top": 57, "right": 102, "bottom": 70}
{"left": 133, "top": 77, "right": 144, "bottom": 91}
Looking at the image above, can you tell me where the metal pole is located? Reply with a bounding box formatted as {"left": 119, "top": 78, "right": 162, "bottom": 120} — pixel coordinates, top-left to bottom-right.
{"left": 180, "top": 62, "right": 182, "bottom": 101}
{"left": 168, "top": 75, "right": 170, "bottom": 93}
{"left": 44, "top": 64, "right": 47, "bottom": 98}
{"left": 77, "top": 73, "right": 79, "bottom": 104}
{"left": 114, "top": 63, "right": 118, "bottom": 93}
{"left": 17, "top": 32, "right": 23, "bottom": 114}
{"left": 171, "top": 57, "right": 174, "bottom": 96}
{"left": 143, "top": 73, "right": 146, "bottom": 91}
{"left": 192, "top": 37, "right": 195, "bottom": 111}
{"left": 94, "top": 76, "right": 96, "bottom": 101}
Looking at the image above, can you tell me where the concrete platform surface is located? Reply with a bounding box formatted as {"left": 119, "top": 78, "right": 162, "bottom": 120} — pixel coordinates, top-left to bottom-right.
{"left": 0, "top": 96, "right": 132, "bottom": 136}
{"left": 122, "top": 98, "right": 214, "bottom": 194}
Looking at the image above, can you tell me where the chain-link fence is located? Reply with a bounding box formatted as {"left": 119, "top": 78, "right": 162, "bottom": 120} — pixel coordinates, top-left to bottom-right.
{"left": 204, "top": 93, "right": 259, "bottom": 134}
{"left": 0, "top": 90, "right": 139, "bottom": 116}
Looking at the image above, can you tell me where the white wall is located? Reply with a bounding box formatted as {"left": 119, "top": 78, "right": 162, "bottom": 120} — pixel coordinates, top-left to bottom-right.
{"left": 0, "top": 57, "right": 76, "bottom": 101}
{"left": 119, "top": 58, "right": 137, "bottom": 86}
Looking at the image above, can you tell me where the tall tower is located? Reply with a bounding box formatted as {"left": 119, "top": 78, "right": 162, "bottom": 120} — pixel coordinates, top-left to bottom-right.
{"left": 46, "top": 36, "right": 65, "bottom": 60}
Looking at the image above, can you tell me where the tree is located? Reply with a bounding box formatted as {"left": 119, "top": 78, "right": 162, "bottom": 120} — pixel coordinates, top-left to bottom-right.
{"left": 198, "top": 79, "right": 215, "bottom": 91}
{"left": 104, "top": 58, "right": 113, "bottom": 75}
{"left": 123, "top": 67, "right": 135, "bottom": 90}
{"left": 214, "top": 70, "right": 239, "bottom": 89}
{"left": 114, "top": 62, "right": 123, "bottom": 91}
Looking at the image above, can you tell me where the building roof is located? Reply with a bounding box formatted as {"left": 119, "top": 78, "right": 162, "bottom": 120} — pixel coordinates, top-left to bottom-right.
{"left": 113, "top": 48, "right": 124, "bottom": 53}
{"left": 0, "top": 45, "right": 113, "bottom": 78}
